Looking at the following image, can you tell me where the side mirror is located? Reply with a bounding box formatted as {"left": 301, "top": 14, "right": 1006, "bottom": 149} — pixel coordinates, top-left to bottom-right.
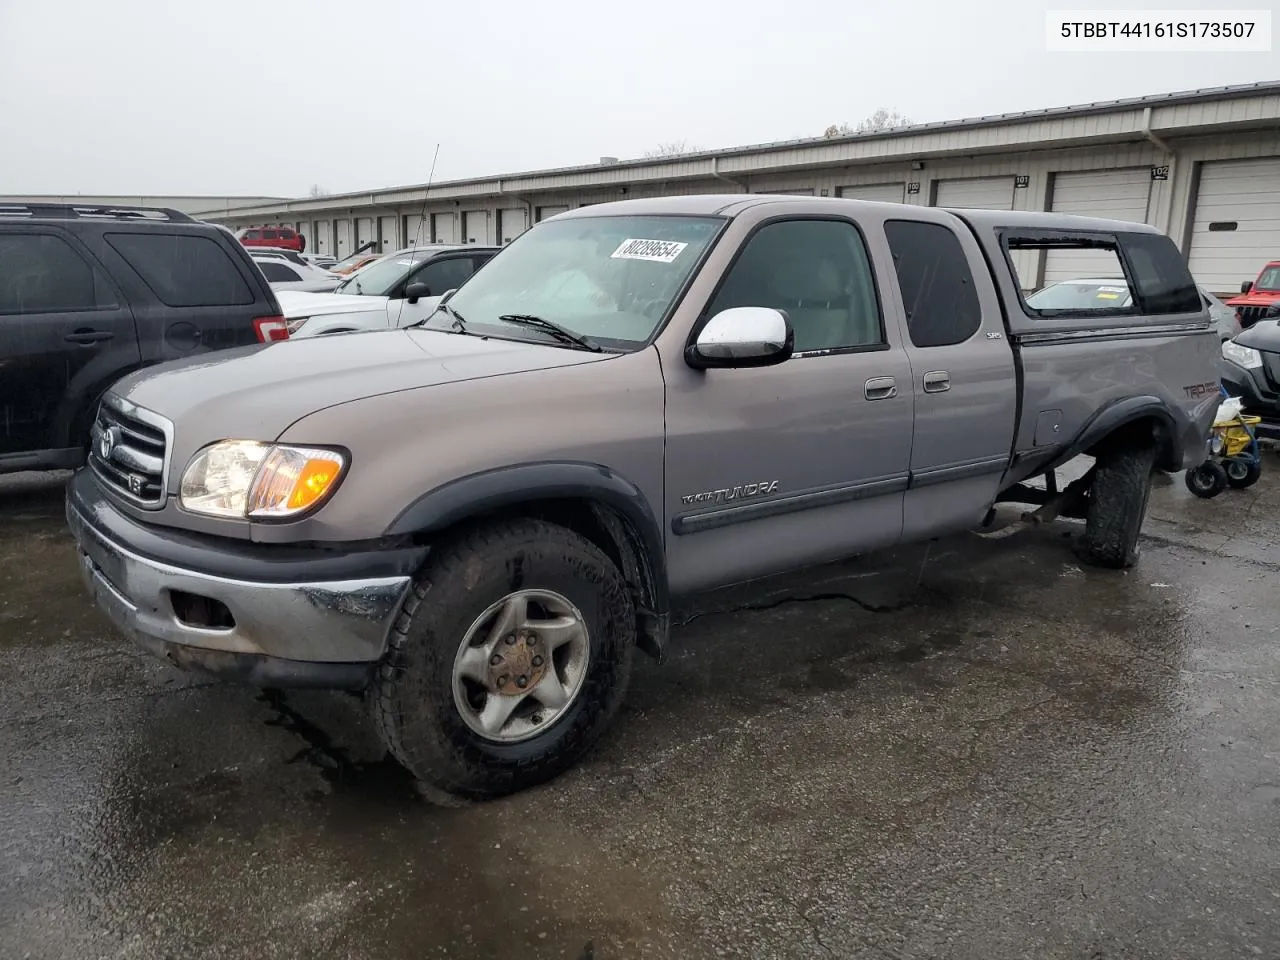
{"left": 685, "top": 307, "right": 793, "bottom": 370}
{"left": 1241, "top": 280, "right": 1254, "bottom": 294}
{"left": 405, "top": 281, "right": 430, "bottom": 304}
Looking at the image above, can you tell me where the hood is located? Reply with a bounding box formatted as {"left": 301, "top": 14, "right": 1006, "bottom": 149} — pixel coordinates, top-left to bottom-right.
{"left": 109, "top": 329, "right": 611, "bottom": 463}
{"left": 274, "top": 289, "right": 390, "bottom": 319}
{"left": 1236, "top": 319, "right": 1280, "bottom": 354}
{"left": 1224, "top": 290, "right": 1280, "bottom": 307}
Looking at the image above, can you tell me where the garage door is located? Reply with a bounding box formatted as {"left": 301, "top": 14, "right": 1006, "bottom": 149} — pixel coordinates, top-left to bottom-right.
{"left": 462, "top": 211, "right": 492, "bottom": 244}
{"left": 838, "top": 183, "right": 905, "bottom": 203}
{"left": 405, "top": 214, "right": 424, "bottom": 246}
{"left": 934, "top": 177, "right": 1015, "bottom": 210}
{"left": 378, "top": 215, "right": 397, "bottom": 251}
{"left": 498, "top": 207, "right": 528, "bottom": 243}
{"left": 432, "top": 213, "right": 458, "bottom": 244}
{"left": 1187, "top": 158, "right": 1280, "bottom": 294}
{"left": 1043, "top": 169, "right": 1152, "bottom": 284}
{"left": 312, "top": 221, "right": 331, "bottom": 255}
{"left": 536, "top": 205, "right": 569, "bottom": 222}
{"left": 335, "top": 219, "right": 351, "bottom": 256}
{"left": 355, "top": 217, "right": 375, "bottom": 251}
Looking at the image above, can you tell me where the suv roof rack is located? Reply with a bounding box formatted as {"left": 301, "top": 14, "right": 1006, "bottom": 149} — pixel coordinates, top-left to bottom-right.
{"left": 0, "top": 202, "right": 195, "bottom": 223}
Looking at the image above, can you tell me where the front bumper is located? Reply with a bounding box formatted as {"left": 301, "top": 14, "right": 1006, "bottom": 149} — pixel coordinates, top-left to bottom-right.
{"left": 1221, "top": 357, "right": 1280, "bottom": 441}
{"left": 66, "top": 471, "right": 425, "bottom": 688}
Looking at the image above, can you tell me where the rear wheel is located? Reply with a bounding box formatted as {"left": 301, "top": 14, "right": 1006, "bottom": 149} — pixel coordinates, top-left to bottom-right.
{"left": 1224, "top": 458, "right": 1261, "bottom": 489}
{"left": 1078, "top": 441, "right": 1157, "bottom": 568}
{"left": 1184, "top": 462, "right": 1228, "bottom": 498}
{"left": 371, "top": 518, "right": 635, "bottom": 803}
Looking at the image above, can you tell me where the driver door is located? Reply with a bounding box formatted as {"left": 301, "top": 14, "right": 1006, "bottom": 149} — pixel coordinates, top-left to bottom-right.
{"left": 662, "top": 215, "right": 915, "bottom": 595}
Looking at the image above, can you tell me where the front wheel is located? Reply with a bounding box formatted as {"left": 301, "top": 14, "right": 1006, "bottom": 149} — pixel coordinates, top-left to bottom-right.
{"left": 371, "top": 518, "right": 635, "bottom": 803}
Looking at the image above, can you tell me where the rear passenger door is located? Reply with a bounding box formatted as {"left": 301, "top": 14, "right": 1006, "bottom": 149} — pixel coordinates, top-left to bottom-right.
{"left": 0, "top": 228, "right": 139, "bottom": 460}
{"left": 882, "top": 218, "right": 1017, "bottom": 540}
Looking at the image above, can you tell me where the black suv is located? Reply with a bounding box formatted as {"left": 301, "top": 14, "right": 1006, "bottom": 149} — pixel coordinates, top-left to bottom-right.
{"left": 0, "top": 203, "right": 286, "bottom": 475}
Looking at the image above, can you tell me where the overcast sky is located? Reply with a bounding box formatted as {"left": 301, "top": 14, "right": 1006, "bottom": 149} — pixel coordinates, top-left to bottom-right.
{"left": 0, "top": 0, "right": 1275, "bottom": 198}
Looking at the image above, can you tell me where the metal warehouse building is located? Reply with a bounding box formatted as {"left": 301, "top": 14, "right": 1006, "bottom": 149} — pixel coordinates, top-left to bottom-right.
{"left": 198, "top": 81, "right": 1280, "bottom": 297}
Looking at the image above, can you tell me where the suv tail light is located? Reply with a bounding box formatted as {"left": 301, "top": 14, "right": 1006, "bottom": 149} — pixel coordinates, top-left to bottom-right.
{"left": 253, "top": 315, "right": 290, "bottom": 343}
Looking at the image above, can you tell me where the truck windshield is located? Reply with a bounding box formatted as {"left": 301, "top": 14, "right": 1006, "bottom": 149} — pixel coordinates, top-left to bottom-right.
{"left": 419, "top": 214, "right": 726, "bottom": 350}
{"left": 1255, "top": 266, "right": 1280, "bottom": 291}
{"left": 1025, "top": 280, "right": 1133, "bottom": 310}
{"left": 336, "top": 254, "right": 422, "bottom": 296}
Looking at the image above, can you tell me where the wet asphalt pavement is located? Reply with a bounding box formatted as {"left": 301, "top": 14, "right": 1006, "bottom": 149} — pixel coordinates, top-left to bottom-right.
{"left": 2, "top": 460, "right": 1280, "bottom": 960}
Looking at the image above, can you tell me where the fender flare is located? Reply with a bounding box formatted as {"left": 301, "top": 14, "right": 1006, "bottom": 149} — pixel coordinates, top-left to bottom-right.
{"left": 1051, "top": 395, "right": 1182, "bottom": 472}
{"left": 384, "top": 460, "right": 670, "bottom": 658}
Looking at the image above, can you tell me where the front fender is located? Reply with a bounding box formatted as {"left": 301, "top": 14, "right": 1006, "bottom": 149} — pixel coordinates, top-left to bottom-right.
{"left": 385, "top": 460, "right": 670, "bottom": 653}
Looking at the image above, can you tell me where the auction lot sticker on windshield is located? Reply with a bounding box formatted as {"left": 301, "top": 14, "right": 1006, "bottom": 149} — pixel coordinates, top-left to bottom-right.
{"left": 611, "top": 238, "right": 688, "bottom": 263}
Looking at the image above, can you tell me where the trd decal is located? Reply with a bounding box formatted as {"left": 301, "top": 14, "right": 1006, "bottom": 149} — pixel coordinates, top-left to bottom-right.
{"left": 1183, "top": 381, "right": 1219, "bottom": 399}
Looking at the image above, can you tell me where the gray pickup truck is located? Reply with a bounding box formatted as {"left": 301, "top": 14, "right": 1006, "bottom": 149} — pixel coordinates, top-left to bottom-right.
{"left": 67, "top": 196, "right": 1219, "bottom": 802}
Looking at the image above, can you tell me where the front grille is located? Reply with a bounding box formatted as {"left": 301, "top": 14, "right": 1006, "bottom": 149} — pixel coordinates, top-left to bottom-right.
{"left": 1237, "top": 305, "right": 1273, "bottom": 328}
{"left": 88, "top": 398, "right": 170, "bottom": 507}
{"left": 1263, "top": 351, "right": 1280, "bottom": 394}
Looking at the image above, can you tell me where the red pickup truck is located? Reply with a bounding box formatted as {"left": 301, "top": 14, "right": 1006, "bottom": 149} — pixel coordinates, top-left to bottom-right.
{"left": 236, "top": 225, "right": 305, "bottom": 253}
{"left": 1226, "top": 260, "right": 1280, "bottom": 328}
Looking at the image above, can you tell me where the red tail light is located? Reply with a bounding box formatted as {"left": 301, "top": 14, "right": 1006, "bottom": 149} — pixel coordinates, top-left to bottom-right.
{"left": 253, "top": 315, "right": 290, "bottom": 343}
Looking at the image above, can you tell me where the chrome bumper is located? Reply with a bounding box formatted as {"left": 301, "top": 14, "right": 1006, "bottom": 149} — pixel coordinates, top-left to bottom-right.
{"left": 67, "top": 500, "right": 411, "bottom": 665}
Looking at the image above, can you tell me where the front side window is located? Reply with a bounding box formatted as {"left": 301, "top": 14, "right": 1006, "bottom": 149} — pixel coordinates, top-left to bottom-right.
{"left": 419, "top": 215, "right": 726, "bottom": 350}
{"left": 411, "top": 256, "right": 473, "bottom": 296}
{"left": 0, "top": 233, "right": 118, "bottom": 315}
{"left": 704, "top": 218, "right": 883, "bottom": 353}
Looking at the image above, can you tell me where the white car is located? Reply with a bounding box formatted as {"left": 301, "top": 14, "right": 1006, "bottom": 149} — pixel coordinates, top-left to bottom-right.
{"left": 281, "top": 244, "right": 499, "bottom": 337}
{"left": 252, "top": 253, "right": 344, "bottom": 293}
{"left": 1025, "top": 277, "right": 1241, "bottom": 340}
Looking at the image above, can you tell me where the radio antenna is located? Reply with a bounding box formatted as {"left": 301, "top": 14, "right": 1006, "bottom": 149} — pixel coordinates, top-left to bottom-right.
{"left": 394, "top": 142, "right": 441, "bottom": 329}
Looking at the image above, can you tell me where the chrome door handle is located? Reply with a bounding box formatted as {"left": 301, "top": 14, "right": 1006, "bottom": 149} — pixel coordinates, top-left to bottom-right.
{"left": 923, "top": 370, "right": 951, "bottom": 393}
{"left": 864, "top": 376, "right": 897, "bottom": 401}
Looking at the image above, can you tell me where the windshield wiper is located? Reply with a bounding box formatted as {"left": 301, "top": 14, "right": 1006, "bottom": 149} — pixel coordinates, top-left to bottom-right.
{"left": 497, "top": 314, "right": 602, "bottom": 352}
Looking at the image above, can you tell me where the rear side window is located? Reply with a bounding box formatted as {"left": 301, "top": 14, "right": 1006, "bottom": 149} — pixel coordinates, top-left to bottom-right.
{"left": 263, "top": 229, "right": 281, "bottom": 240}
{"left": 243, "top": 229, "right": 262, "bottom": 240}
{"left": 259, "top": 261, "right": 300, "bottom": 282}
{"left": 884, "top": 220, "right": 982, "bottom": 347}
{"left": 0, "top": 233, "right": 118, "bottom": 315}
{"left": 107, "top": 232, "right": 254, "bottom": 307}
{"left": 1007, "top": 229, "right": 1198, "bottom": 318}
{"left": 1119, "top": 232, "right": 1201, "bottom": 315}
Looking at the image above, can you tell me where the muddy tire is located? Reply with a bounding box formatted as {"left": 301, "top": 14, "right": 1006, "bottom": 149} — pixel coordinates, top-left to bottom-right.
{"left": 1078, "top": 441, "right": 1157, "bottom": 569}
{"left": 371, "top": 518, "right": 635, "bottom": 804}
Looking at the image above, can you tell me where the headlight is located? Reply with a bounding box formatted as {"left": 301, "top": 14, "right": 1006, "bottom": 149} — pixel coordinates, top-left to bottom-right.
{"left": 180, "top": 441, "right": 346, "bottom": 519}
{"left": 1222, "top": 339, "right": 1263, "bottom": 370}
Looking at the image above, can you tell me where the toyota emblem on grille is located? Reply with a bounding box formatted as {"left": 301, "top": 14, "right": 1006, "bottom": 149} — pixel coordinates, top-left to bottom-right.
{"left": 98, "top": 425, "right": 121, "bottom": 461}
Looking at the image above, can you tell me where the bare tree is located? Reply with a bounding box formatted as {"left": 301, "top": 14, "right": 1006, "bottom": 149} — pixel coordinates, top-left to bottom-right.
{"left": 308, "top": 184, "right": 330, "bottom": 198}
{"left": 643, "top": 140, "right": 701, "bottom": 158}
{"left": 823, "top": 108, "right": 912, "bottom": 138}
